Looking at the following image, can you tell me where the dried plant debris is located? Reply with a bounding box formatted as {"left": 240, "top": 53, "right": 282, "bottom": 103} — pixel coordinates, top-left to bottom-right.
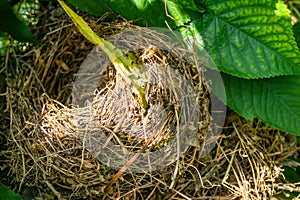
{"left": 1, "top": 2, "right": 300, "bottom": 200}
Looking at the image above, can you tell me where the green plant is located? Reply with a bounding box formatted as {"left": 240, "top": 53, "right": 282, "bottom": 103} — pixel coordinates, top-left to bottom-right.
{"left": 272, "top": 157, "right": 300, "bottom": 199}
{"left": 287, "top": 0, "right": 300, "bottom": 19}
{"left": 0, "top": 0, "right": 39, "bottom": 45}
{"left": 57, "top": 0, "right": 149, "bottom": 110}
{"left": 63, "top": 0, "right": 300, "bottom": 135}
{"left": 0, "top": 182, "right": 22, "bottom": 200}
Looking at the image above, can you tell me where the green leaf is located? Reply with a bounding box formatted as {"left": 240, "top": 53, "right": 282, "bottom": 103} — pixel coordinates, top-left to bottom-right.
{"left": 67, "top": 0, "right": 176, "bottom": 27}
{"left": 165, "top": 0, "right": 203, "bottom": 26}
{"left": 274, "top": 1, "right": 291, "bottom": 17}
{"left": 0, "top": 182, "right": 22, "bottom": 200}
{"left": 76, "top": 0, "right": 300, "bottom": 78}
{"left": 58, "top": 0, "right": 149, "bottom": 109}
{"left": 65, "top": 0, "right": 300, "bottom": 134}
{"left": 191, "top": 0, "right": 300, "bottom": 78}
{"left": 0, "top": 0, "right": 39, "bottom": 44}
{"left": 67, "top": 0, "right": 202, "bottom": 27}
{"left": 283, "top": 165, "right": 300, "bottom": 183}
{"left": 211, "top": 73, "right": 300, "bottom": 135}
{"left": 64, "top": 0, "right": 110, "bottom": 17}
{"left": 273, "top": 158, "right": 300, "bottom": 198}
{"left": 293, "top": 22, "right": 300, "bottom": 49}
{"left": 168, "top": 0, "right": 205, "bottom": 13}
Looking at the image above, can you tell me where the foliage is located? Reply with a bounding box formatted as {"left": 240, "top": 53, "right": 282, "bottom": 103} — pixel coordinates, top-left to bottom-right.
{"left": 66, "top": 0, "right": 176, "bottom": 27}
{"left": 272, "top": 157, "right": 300, "bottom": 199}
{"left": 57, "top": 0, "right": 149, "bottom": 109}
{"left": 0, "top": 182, "right": 22, "bottom": 200}
{"left": 287, "top": 0, "right": 300, "bottom": 19}
{"left": 0, "top": 0, "right": 39, "bottom": 44}
{"left": 294, "top": 22, "right": 300, "bottom": 49}
{"left": 64, "top": 0, "right": 300, "bottom": 135}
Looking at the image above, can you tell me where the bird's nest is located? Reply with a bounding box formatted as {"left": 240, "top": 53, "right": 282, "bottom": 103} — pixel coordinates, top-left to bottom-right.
{"left": 1, "top": 2, "right": 300, "bottom": 200}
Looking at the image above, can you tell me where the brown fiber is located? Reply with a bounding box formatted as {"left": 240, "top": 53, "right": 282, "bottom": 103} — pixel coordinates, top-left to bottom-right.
{"left": 1, "top": 2, "right": 299, "bottom": 199}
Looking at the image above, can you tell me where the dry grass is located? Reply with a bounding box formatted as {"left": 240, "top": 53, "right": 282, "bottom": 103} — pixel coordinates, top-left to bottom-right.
{"left": 1, "top": 2, "right": 300, "bottom": 200}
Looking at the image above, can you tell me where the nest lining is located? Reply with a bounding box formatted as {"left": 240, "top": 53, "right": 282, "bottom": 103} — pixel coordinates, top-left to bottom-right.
{"left": 84, "top": 44, "right": 208, "bottom": 152}
{"left": 1, "top": 3, "right": 300, "bottom": 200}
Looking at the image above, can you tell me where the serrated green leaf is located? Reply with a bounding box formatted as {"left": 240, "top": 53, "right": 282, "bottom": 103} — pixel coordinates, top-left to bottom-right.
{"left": 193, "top": 0, "right": 300, "bottom": 78}
{"left": 165, "top": 0, "right": 203, "bottom": 26}
{"left": 65, "top": 0, "right": 300, "bottom": 135}
{"left": 86, "top": 0, "right": 300, "bottom": 78}
{"left": 274, "top": 1, "right": 291, "bottom": 17}
{"left": 211, "top": 73, "right": 300, "bottom": 135}
{"left": 0, "top": 0, "right": 39, "bottom": 44}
